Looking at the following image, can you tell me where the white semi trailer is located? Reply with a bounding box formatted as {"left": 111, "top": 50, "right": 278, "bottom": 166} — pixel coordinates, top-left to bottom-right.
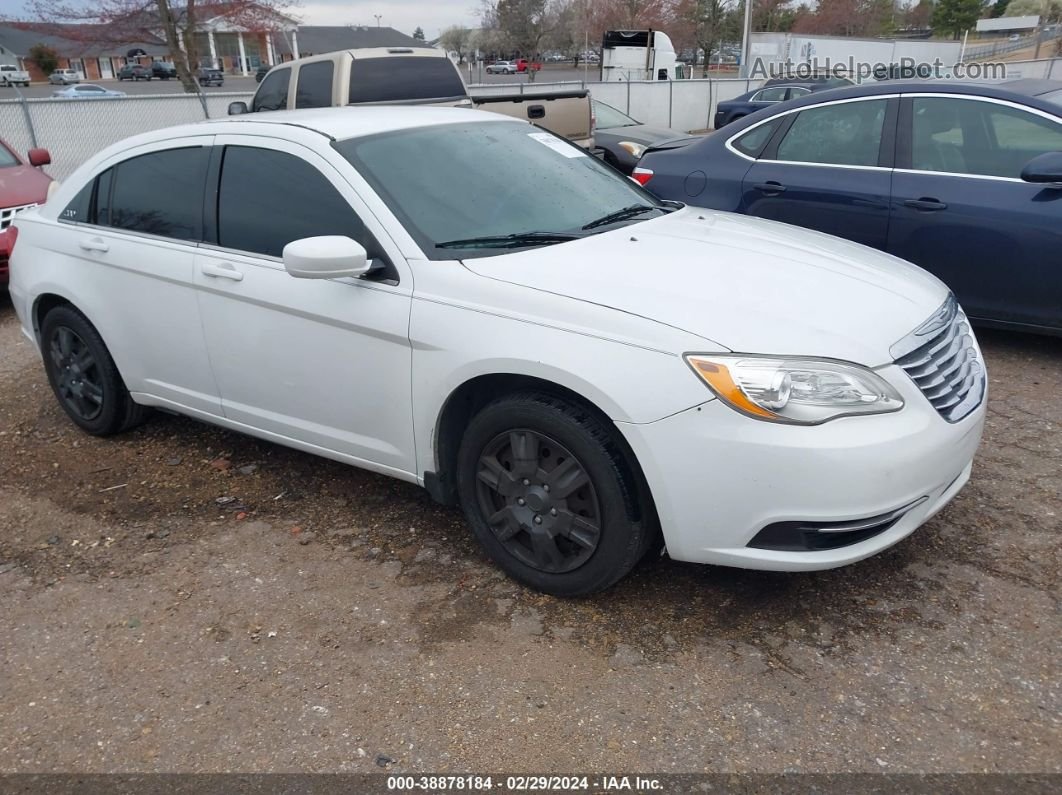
{"left": 599, "top": 30, "right": 684, "bottom": 82}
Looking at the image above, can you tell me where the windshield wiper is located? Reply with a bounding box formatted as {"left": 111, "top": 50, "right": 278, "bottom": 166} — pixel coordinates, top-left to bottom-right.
{"left": 436, "top": 232, "right": 582, "bottom": 250}
{"left": 581, "top": 204, "right": 661, "bottom": 231}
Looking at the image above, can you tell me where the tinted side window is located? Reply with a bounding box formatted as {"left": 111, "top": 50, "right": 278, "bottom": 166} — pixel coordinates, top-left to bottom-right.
{"left": 61, "top": 180, "right": 94, "bottom": 223}
{"left": 106, "top": 148, "right": 208, "bottom": 240}
{"left": 911, "top": 97, "right": 1062, "bottom": 178}
{"left": 295, "top": 61, "right": 334, "bottom": 109}
{"left": 733, "top": 119, "right": 781, "bottom": 158}
{"left": 754, "top": 87, "right": 788, "bottom": 102}
{"left": 775, "top": 99, "right": 886, "bottom": 166}
{"left": 348, "top": 57, "right": 465, "bottom": 104}
{"left": 253, "top": 67, "right": 290, "bottom": 112}
{"left": 217, "top": 146, "right": 364, "bottom": 258}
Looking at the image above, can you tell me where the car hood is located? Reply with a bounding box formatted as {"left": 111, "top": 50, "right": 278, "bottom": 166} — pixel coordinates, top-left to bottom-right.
{"left": 461, "top": 208, "right": 948, "bottom": 366}
{"left": 0, "top": 165, "right": 53, "bottom": 207}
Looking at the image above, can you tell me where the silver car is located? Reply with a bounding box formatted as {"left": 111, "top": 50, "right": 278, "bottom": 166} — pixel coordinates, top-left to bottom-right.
{"left": 49, "top": 69, "right": 81, "bottom": 85}
{"left": 52, "top": 84, "right": 126, "bottom": 99}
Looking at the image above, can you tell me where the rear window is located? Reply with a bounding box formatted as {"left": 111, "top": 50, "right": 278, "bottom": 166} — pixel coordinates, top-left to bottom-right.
{"left": 348, "top": 56, "right": 465, "bottom": 104}
{"left": 1043, "top": 89, "right": 1062, "bottom": 108}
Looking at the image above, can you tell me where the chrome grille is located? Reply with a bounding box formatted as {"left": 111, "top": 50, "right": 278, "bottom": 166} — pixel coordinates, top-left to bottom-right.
{"left": 0, "top": 203, "right": 37, "bottom": 231}
{"left": 892, "top": 294, "right": 984, "bottom": 423}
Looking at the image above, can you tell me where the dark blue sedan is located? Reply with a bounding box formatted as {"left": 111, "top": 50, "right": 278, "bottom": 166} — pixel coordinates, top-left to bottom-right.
{"left": 636, "top": 79, "right": 1062, "bottom": 334}
{"left": 713, "top": 79, "right": 851, "bottom": 129}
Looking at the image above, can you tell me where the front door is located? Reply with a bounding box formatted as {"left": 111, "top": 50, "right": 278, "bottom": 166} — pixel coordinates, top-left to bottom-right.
{"left": 741, "top": 96, "right": 896, "bottom": 250}
{"left": 99, "top": 58, "right": 114, "bottom": 79}
{"left": 194, "top": 138, "right": 417, "bottom": 475}
{"left": 888, "top": 95, "right": 1062, "bottom": 330}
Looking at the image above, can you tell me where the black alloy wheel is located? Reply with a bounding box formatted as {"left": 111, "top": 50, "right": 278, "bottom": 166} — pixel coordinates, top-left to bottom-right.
{"left": 456, "top": 392, "right": 657, "bottom": 596}
{"left": 49, "top": 325, "right": 104, "bottom": 422}
{"left": 474, "top": 428, "right": 602, "bottom": 574}
{"left": 40, "top": 305, "right": 148, "bottom": 436}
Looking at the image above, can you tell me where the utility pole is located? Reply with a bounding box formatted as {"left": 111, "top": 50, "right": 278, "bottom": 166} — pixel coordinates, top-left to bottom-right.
{"left": 740, "top": 0, "right": 754, "bottom": 78}
{"left": 374, "top": 14, "right": 382, "bottom": 28}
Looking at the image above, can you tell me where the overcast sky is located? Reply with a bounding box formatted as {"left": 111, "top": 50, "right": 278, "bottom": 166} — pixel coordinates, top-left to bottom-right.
{"left": 7, "top": 1, "right": 483, "bottom": 41}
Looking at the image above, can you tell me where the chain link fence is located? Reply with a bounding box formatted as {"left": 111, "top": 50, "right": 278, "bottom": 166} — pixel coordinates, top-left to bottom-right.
{"left": 3, "top": 60, "right": 1059, "bottom": 184}
{"left": 0, "top": 91, "right": 253, "bottom": 182}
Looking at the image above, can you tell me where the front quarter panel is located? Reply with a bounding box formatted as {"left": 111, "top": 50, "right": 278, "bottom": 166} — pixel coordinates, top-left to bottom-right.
{"left": 409, "top": 260, "right": 720, "bottom": 479}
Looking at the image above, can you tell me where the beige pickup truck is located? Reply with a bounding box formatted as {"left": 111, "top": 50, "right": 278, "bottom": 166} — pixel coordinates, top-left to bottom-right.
{"left": 229, "top": 48, "right": 594, "bottom": 149}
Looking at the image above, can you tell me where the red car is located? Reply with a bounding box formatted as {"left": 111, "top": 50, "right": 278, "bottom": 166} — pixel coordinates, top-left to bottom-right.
{"left": 0, "top": 138, "right": 52, "bottom": 285}
{"left": 515, "top": 58, "right": 541, "bottom": 73}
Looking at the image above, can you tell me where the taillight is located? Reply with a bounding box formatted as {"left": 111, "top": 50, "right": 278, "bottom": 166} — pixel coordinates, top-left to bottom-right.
{"left": 0, "top": 226, "right": 17, "bottom": 260}
{"left": 631, "top": 167, "right": 654, "bottom": 186}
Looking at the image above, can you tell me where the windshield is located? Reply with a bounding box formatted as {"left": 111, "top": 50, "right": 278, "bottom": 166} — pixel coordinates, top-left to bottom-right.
{"left": 334, "top": 121, "right": 666, "bottom": 260}
{"left": 594, "top": 100, "right": 639, "bottom": 129}
{"left": 0, "top": 143, "right": 18, "bottom": 168}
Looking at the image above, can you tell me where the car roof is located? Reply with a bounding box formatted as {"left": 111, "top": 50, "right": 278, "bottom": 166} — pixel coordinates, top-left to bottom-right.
{"left": 784, "top": 78, "right": 1062, "bottom": 106}
{"left": 203, "top": 106, "right": 518, "bottom": 141}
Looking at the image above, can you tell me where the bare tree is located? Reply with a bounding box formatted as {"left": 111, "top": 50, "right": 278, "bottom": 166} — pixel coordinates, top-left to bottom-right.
{"left": 25, "top": 0, "right": 297, "bottom": 93}
{"left": 439, "top": 25, "right": 473, "bottom": 62}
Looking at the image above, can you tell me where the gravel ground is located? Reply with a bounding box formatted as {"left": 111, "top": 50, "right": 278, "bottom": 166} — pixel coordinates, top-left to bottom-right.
{"left": 0, "top": 289, "right": 1059, "bottom": 775}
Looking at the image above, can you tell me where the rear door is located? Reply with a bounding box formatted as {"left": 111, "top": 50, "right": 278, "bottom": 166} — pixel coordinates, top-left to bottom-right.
{"left": 740, "top": 96, "right": 897, "bottom": 250}
{"left": 888, "top": 94, "right": 1062, "bottom": 330}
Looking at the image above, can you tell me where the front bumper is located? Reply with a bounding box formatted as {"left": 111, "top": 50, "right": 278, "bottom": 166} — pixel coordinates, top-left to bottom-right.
{"left": 617, "top": 363, "right": 986, "bottom": 571}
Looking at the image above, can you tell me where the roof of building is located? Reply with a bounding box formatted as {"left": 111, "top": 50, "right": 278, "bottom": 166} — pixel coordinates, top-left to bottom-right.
{"left": 272, "top": 26, "right": 430, "bottom": 57}
{"left": 0, "top": 23, "right": 168, "bottom": 58}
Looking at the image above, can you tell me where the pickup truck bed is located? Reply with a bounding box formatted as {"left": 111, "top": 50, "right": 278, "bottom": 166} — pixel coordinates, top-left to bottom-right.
{"left": 471, "top": 91, "right": 593, "bottom": 150}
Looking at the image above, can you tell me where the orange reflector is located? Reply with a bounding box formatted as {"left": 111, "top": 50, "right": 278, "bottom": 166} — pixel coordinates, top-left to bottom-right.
{"left": 690, "top": 358, "right": 777, "bottom": 420}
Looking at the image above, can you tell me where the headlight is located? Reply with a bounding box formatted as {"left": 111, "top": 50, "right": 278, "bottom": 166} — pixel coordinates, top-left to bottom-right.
{"left": 686, "top": 354, "right": 904, "bottom": 425}
{"left": 617, "top": 141, "right": 647, "bottom": 158}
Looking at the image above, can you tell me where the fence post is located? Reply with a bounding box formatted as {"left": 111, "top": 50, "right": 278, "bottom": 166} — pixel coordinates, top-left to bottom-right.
{"left": 668, "top": 78, "right": 673, "bottom": 128}
{"left": 1048, "top": 58, "right": 1056, "bottom": 80}
{"left": 707, "top": 78, "right": 713, "bottom": 132}
{"left": 626, "top": 78, "right": 631, "bottom": 114}
{"left": 14, "top": 85, "right": 38, "bottom": 148}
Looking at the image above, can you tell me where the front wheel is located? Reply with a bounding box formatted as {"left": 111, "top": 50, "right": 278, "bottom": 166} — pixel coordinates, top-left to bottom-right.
{"left": 41, "top": 306, "right": 148, "bottom": 436}
{"left": 456, "top": 392, "right": 655, "bottom": 596}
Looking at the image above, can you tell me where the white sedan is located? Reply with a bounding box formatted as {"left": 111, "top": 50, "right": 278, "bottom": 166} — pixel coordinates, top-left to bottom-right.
{"left": 8, "top": 107, "right": 986, "bottom": 596}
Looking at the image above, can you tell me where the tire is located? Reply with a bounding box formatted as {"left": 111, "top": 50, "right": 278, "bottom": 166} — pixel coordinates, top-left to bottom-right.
{"left": 456, "top": 392, "right": 654, "bottom": 597}
{"left": 40, "top": 305, "right": 149, "bottom": 436}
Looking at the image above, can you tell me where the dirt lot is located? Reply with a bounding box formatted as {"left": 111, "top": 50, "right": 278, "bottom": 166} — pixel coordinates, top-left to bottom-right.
{"left": 0, "top": 290, "right": 1059, "bottom": 775}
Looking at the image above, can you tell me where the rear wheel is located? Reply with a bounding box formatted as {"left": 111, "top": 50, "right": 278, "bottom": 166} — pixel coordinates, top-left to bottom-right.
{"left": 41, "top": 306, "right": 148, "bottom": 436}
{"left": 456, "top": 392, "right": 654, "bottom": 596}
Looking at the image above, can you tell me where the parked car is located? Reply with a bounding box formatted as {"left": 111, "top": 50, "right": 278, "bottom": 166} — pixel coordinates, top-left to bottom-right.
{"left": 231, "top": 48, "right": 594, "bottom": 149}
{"left": 52, "top": 84, "right": 126, "bottom": 99}
{"left": 0, "top": 63, "right": 31, "bottom": 87}
{"left": 9, "top": 107, "right": 985, "bottom": 595}
{"left": 592, "top": 100, "right": 693, "bottom": 174}
{"left": 486, "top": 61, "right": 517, "bottom": 74}
{"left": 636, "top": 79, "right": 1062, "bottom": 334}
{"left": 714, "top": 81, "right": 839, "bottom": 129}
{"left": 49, "top": 69, "right": 81, "bottom": 85}
{"left": 0, "top": 138, "right": 52, "bottom": 285}
{"left": 117, "top": 64, "right": 152, "bottom": 81}
{"left": 197, "top": 68, "right": 224, "bottom": 86}
{"left": 255, "top": 64, "right": 271, "bottom": 82}
{"left": 151, "top": 61, "right": 177, "bottom": 79}
{"left": 515, "top": 58, "right": 541, "bottom": 73}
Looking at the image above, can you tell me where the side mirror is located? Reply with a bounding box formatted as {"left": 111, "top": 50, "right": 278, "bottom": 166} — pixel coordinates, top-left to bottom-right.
{"left": 228, "top": 101, "right": 249, "bottom": 116}
{"left": 283, "top": 236, "right": 370, "bottom": 280}
{"left": 28, "top": 148, "right": 51, "bottom": 167}
{"left": 1020, "top": 152, "right": 1062, "bottom": 185}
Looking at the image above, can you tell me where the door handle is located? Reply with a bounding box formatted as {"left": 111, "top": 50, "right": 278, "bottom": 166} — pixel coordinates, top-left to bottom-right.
{"left": 903, "top": 198, "right": 948, "bottom": 212}
{"left": 201, "top": 262, "right": 244, "bottom": 281}
{"left": 78, "top": 237, "right": 109, "bottom": 253}
{"left": 753, "top": 181, "right": 787, "bottom": 195}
